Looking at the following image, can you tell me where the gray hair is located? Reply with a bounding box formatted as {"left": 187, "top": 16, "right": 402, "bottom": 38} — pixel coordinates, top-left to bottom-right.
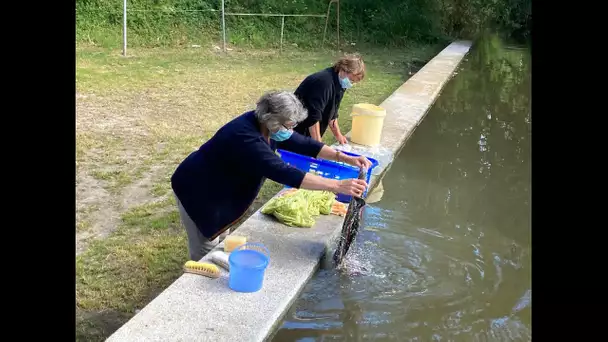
{"left": 255, "top": 91, "right": 308, "bottom": 132}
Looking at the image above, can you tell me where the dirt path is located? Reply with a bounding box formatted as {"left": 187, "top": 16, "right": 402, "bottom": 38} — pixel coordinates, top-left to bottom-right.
{"left": 76, "top": 92, "right": 176, "bottom": 255}
{"left": 76, "top": 165, "right": 166, "bottom": 255}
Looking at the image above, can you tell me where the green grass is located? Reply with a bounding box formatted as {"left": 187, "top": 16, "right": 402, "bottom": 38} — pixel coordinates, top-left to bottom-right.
{"left": 75, "top": 42, "right": 445, "bottom": 341}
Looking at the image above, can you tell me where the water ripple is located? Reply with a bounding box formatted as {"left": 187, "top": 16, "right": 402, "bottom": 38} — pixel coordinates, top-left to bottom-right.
{"left": 274, "top": 37, "right": 531, "bottom": 341}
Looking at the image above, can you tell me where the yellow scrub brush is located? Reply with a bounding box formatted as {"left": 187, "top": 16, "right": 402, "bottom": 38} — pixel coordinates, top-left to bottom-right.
{"left": 183, "top": 260, "right": 220, "bottom": 278}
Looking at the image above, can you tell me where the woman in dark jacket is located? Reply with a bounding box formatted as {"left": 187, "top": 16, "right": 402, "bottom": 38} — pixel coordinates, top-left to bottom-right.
{"left": 171, "top": 91, "right": 371, "bottom": 261}
{"left": 293, "top": 53, "right": 365, "bottom": 143}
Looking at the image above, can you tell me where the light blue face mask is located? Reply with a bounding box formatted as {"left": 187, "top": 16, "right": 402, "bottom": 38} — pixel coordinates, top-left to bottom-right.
{"left": 270, "top": 128, "right": 293, "bottom": 142}
{"left": 340, "top": 76, "right": 353, "bottom": 89}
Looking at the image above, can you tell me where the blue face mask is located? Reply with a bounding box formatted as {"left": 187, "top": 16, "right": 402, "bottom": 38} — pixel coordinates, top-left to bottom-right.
{"left": 270, "top": 128, "right": 293, "bottom": 142}
{"left": 340, "top": 76, "right": 353, "bottom": 89}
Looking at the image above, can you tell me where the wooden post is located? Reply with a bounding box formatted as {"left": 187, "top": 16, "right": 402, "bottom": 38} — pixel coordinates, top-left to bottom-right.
{"left": 221, "top": 0, "right": 226, "bottom": 52}
{"left": 336, "top": 0, "right": 340, "bottom": 51}
{"left": 122, "top": 0, "right": 127, "bottom": 56}
{"left": 280, "top": 16, "right": 285, "bottom": 53}
{"left": 322, "top": 0, "right": 334, "bottom": 45}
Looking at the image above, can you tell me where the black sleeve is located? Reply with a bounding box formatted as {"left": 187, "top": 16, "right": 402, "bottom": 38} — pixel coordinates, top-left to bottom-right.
{"left": 276, "top": 132, "right": 325, "bottom": 158}
{"left": 334, "top": 101, "right": 342, "bottom": 119}
{"left": 234, "top": 134, "right": 307, "bottom": 188}
{"left": 334, "top": 92, "right": 344, "bottom": 120}
{"left": 302, "top": 80, "right": 331, "bottom": 123}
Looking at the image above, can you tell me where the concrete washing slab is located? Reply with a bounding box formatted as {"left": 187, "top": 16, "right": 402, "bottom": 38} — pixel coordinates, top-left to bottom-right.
{"left": 106, "top": 40, "right": 472, "bottom": 342}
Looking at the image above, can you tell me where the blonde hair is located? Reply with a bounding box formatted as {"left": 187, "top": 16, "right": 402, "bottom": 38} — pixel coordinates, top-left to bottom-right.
{"left": 333, "top": 53, "right": 365, "bottom": 79}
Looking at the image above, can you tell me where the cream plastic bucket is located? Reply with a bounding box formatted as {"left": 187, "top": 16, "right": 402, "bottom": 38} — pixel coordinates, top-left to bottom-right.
{"left": 350, "top": 103, "right": 387, "bottom": 146}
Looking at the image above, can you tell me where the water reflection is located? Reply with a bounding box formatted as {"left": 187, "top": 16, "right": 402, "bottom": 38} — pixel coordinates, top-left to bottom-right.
{"left": 273, "top": 34, "right": 531, "bottom": 341}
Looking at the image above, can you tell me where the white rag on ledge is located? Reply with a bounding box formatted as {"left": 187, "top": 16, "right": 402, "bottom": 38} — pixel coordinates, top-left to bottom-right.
{"left": 331, "top": 143, "right": 395, "bottom": 175}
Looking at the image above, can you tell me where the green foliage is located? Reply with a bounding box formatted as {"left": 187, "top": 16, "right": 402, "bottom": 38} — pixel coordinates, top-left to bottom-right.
{"left": 76, "top": 0, "right": 531, "bottom": 48}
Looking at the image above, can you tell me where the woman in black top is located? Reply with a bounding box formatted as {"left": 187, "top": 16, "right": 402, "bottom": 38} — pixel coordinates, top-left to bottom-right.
{"left": 293, "top": 53, "right": 366, "bottom": 143}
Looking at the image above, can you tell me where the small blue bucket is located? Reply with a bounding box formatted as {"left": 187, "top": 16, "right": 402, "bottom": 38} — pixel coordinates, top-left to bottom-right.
{"left": 228, "top": 243, "right": 270, "bottom": 293}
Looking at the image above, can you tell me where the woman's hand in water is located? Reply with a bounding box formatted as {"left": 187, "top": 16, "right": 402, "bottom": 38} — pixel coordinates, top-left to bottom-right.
{"left": 344, "top": 154, "right": 372, "bottom": 170}
{"left": 336, "top": 134, "right": 348, "bottom": 145}
{"left": 336, "top": 179, "right": 368, "bottom": 197}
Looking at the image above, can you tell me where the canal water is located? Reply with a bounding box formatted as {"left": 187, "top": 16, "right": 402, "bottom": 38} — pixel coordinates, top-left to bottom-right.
{"left": 272, "top": 35, "right": 531, "bottom": 341}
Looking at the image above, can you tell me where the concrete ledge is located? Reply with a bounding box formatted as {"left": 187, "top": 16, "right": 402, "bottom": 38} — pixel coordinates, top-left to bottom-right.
{"left": 106, "top": 40, "right": 472, "bottom": 342}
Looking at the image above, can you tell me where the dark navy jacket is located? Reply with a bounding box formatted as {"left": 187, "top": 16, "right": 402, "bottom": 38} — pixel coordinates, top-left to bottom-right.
{"left": 293, "top": 67, "right": 345, "bottom": 138}
{"left": 171, "top": 110, "right": 324, "bottom": 240}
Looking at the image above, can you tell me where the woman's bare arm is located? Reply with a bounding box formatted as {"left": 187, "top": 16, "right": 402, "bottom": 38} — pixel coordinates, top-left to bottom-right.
{"left": 299, "top": 172, "right": 367, "bottom": 196}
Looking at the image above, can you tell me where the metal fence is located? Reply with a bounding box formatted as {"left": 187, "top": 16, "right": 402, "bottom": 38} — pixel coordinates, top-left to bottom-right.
{"left": 121, "top": 0, "right": 341, "bottom": 57}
